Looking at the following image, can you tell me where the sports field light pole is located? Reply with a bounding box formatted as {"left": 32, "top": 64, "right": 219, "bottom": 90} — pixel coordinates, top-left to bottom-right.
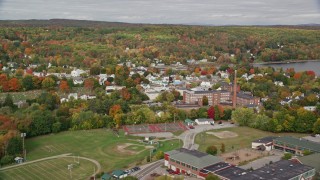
{"left": 21, "top": 133, "right": 26, "bottom": 161}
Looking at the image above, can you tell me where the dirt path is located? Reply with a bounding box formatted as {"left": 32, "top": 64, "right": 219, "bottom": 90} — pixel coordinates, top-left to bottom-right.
{"left": 0, "top": 153, "right": 101, "bottom": 176}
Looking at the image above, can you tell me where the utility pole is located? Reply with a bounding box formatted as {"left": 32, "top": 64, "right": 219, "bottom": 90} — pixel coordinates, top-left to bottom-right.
{"left": 21, "top": 133, "right": 26, "bottom": 161}
{"left": 93, "top": 166, "right": 96, "bottom": 180}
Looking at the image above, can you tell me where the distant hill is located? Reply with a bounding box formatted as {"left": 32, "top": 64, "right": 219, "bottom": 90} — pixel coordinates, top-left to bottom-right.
{"left": 0, "top": 19, "right": 320, "bottom": 30}
{"left": 0, "top": 19, "right": 144, "bottom": 28}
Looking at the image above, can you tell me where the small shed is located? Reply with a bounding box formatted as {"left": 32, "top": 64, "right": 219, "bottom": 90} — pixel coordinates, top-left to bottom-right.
{"left": 185, "top": 119, "right": 194, "bottom": 126}
{"left": 195, "top": 118, "right": 214, "bottom": 125}
{"left": 14, "top": 157, "right": 24, "bottom": 164}
{"left": 112, "top": 170, "right": 127, "bottom": 179}
{"left": 252, "top": 136, "right": 276, "bottom": 151}
{"left": 101, "top": 173, "right": 112, "bottom": 180}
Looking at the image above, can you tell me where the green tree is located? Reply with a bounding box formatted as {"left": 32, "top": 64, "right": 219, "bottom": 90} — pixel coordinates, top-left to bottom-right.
{"left": 282, "top": 153, "right": 292, "bottom": 160}
{"left": 202, "top": 96, "right": 208, "bottom": 106}
{"left": 231, "top": 108, "right": 256, "bottom": 126}
{"left": 206, "top": 145, "right": 218, "bottom": 155}
{"left": 206, "top": 173, "right": 220, "bottom": 180}
{"left": 3, "top": 94, "right": 14, "bottom": 108}
{"left": 0, "top": 155, "right": 14, "bottom": 166}
{"left": 52, "top": 121, "right": 61, "bottom": 133}
{"left": 22, "top": 75, "right": 34, "bottom": 90}
{"left": 6, "top": 137, "right": 23, "bottom": 156}
{"left": 295, "top": 108, "right": 317, "bottom": 133}
{"left": 155, "top": 151, "right": 164, "bottom": 160}
{"left": 313, "top": 118, "right": 320, "bottom": 134}
{"left": 41, "top": 77, "right": 55, "bottom": 89}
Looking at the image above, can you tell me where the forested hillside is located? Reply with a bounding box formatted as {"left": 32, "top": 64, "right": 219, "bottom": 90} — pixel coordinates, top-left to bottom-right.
{"left": 1, "top": 20, "right": 320, "bottom": 71}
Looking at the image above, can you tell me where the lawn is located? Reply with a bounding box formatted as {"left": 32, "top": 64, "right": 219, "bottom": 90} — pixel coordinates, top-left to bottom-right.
{"left": 195, "top": 127, "right": 308, "bottom": 154}
{"left": 23, "top": 129, "right": 181, "bottom": 172}
{"left": 0, "top": 90, "right": 42, "bottom": 102}
{"left": 0, "top": 157, "right": 96, "bottom": 180}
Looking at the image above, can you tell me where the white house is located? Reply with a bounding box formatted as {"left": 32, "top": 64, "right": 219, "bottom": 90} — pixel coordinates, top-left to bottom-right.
{"left": 71, "top": 69, "right": 85, "bottom": 77}
{"left": 68, "top": 93, "right": 78, "bottom": 100}
{"left": 252, "top": 137, "right": 275, "bottom": 151}
{"left": 303, "top": 106, "right": 317, "bottom": 111}
{"left": 195, "top": 118, "right": 214, "bottom": 125}
{"left": 73, "top": 77, "right": 84, "bottom": 85}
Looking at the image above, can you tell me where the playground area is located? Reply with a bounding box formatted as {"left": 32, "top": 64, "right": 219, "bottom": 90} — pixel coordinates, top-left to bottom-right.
{"left": 221, "top": 148, "right": 269, "bottom": 165}
{"left": 123, "top": 122, "right": 188, "bottom": 134}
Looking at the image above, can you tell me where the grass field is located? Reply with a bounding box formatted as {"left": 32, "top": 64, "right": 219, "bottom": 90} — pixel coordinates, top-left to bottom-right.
{"left": 195, "top": 127, "right": 308, "bottom": 153}
{"left": 0, "top": 157, "right": 96, "bottom": 180}
{"left": 22, "top": 129, "right": 180, "bottom": 172}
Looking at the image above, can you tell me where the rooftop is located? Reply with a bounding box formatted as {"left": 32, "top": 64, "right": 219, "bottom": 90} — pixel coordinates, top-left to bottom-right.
{"left": 166, "top": 148, "right": 221, "bottom": 169}
{"left": 274, "top": 136, "right": 320, "bottom": 153}
{"left": 297, "top": 153, "right": 320, "bottom": 172}
{"left": 215, "top": 166, "right": 247, "bottom": 179}
{"left": 236, "top": 160, "right": 315, "bottom": 180}
{"left": 201, "top": 162, "right": 231, "bottom": 174}
{"left": 253, "top": 136, "right": 277, "bottom": 144}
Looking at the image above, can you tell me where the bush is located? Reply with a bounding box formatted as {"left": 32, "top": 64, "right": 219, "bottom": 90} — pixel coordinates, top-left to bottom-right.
{"left": 0, "top": 155, "right": 14, "bottom": 166}
{"left": 282, "top": 153, "right": 292, "bottom": 160}
{"left": 302, "top": 150, "right": 312, "bottom": 156}
{"left": 206, "top": 145, "right": 218, "bottom": 155}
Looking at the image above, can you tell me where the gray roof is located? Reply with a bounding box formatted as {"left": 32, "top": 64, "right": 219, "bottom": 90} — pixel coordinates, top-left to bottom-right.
{"left": 235, "top": 160, "right": 315, "bottom": 180}
{"left": 253, "top": 136, "right": 276, "bottom": 144}
{"left": 274, "top": 136, "right": 320, "bottom": 153}
{"left": 166, "top": 148, "right": 221, "bottom": 169}
{"left": 297, "top": 153, "right": 320, "bottom": 172}
{"left": 196, "top": 118, "right": 214, "bottom": 122}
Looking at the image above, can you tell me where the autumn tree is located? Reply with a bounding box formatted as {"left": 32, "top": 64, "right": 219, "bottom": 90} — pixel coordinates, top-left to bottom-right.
{"left": 8, "top": 78, "right": 21, "bottom": 91}
{"left": 207, "top": 106, "right": 215, "bottom": 119}
{"left": 59, "top": 80, "right": 70, "bottom": 93}
{"left": 220, "top": 143, "right": 226, "bottom": 153}
{"left": 84, "top": 78, "right": 94, "bottom": 91}
{"left": 41, "top": 77, "right": 55, "bottom": 89}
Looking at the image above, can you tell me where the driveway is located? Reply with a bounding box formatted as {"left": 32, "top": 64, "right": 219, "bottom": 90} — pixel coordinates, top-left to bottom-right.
{"left": 178, "top": 123, "right": 237, "bottom": 150}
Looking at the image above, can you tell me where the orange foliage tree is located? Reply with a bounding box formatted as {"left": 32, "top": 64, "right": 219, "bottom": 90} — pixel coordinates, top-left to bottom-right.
{"left": 84, "top": 79, "right": 94, "bottom": 91}
{"left": 0, "top": 74, "right": 9, "bottom": 92}
{"left": 8, "top": 78, "right": 21, "bottom": 91}
{"left": 109, "top": 104, "right": 123, "bottom": 117}
{"left": 59, "top": 80, "right": 70, "bottom": 92}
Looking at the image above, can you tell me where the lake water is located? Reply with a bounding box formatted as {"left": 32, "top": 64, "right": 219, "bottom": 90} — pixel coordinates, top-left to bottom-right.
{"left": 253, "top": 60, "right": 320, "bottom": 75}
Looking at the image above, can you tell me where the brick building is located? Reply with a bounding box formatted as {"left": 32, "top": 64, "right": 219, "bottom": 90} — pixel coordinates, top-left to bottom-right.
{"left": 183, "top": 90, "right": 231, "bottom": 106}
{"left": 164, "top": 148, "right": 229, "bottom": 178}
{"left": 236, "top": 91, "right": 260, "bottom": 107}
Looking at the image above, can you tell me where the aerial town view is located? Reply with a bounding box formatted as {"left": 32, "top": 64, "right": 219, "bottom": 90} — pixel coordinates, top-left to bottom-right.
{"left": 0, "top": 0, "right": 320, "bottom": 180}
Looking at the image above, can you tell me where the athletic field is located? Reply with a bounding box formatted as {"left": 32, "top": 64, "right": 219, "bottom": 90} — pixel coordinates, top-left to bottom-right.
{"left": 0, "top": 157, "right": 96, "bottom": 180}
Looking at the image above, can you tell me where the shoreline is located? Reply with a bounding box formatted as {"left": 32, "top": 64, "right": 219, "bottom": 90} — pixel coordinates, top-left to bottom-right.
{"left": 251, "top": 59, "right": 320, "bottom": 65}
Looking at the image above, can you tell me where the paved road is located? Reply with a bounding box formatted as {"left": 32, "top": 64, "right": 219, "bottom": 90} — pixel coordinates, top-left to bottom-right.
{"left": 134, "top": 160, "right": 164, "bottom": 179}
{"left": 178, "top": 123, "right": 236, "bottom": 150}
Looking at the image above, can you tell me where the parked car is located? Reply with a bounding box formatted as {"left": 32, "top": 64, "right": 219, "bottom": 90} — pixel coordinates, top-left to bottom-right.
{"left": 210, "top": 122, "right": 214, "bottom": 126}
{"left": 189, "top": 125, "right": 195, "bottom": 129}
{"left": 218, "top": 121, "right": 223, "bottom": 126}
{"left": 166, "top": 169, "right": 174, "bottom": 174}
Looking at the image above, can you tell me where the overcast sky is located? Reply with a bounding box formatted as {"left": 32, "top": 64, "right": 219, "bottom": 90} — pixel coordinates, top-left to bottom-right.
{"left": 0, "top": 0, "right": 319, "bottom": 25}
